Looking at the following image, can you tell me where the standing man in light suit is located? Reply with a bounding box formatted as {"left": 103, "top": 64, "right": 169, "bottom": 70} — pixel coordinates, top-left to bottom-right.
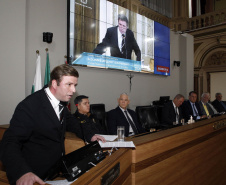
{"left": 93, "top": 14, "right": 141, "bottom": 61}
{"left": 107, "top": 93, "right": 145, "bottom": 137}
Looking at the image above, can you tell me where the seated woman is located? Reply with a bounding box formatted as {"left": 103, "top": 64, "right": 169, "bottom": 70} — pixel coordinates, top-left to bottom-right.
{"left": 67, "top": 95, "right": 106, "bottom": 143}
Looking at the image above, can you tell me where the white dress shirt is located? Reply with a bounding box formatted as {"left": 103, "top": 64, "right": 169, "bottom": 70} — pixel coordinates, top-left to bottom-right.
{"left": 45, "top": 87, "right": 61, "bottom": 119}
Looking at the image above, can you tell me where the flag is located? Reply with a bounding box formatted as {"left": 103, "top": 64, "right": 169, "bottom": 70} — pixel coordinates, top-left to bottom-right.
{"left": 64, "top": 55, "right": 68, "bottom": 64}
{"left": 44, "top": 52, "right": 50, "bottom": 86}
{"left": 31, "top": 54, "right": 42, "bottom": 94}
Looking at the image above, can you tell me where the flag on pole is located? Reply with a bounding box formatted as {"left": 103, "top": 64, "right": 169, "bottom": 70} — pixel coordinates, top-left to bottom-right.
{"left": 31, "top": 52, "right": 42, "bottom": 94}
{"left": 64, "top": 55, "right": 68, "bottom": 64}
{"left": 44, "top": 50, "right": 50, "bottom": 86}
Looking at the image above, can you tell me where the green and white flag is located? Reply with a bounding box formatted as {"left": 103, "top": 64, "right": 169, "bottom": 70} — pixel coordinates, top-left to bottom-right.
{"left": 31, "top": 54, "right": 42, "bottom": 94}
{"left": 44, "top": 52, "right": 50, "bottom": 86}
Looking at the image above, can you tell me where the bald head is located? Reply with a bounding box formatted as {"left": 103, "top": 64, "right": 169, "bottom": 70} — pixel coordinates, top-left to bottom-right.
{"left": 118, "top": 93, "right": 130, "bottom": 110}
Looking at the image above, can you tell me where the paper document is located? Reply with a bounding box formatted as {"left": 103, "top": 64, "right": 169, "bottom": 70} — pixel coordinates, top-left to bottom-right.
{"left": 96, "top": 134, "right": 118, "bottom": 141}
{"left": 45, "top": 179, "right": 76, "bottom": 185}
{"left": 98, "top": 141, "right": 135, "bottom": 148}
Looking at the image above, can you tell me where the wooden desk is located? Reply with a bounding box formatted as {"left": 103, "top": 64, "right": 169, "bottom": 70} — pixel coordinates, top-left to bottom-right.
{"left": 1, "top": 115, "right": 226, "bottom": 185}
{"left": 130, "top": 115, "right": 226, "bottom": 185}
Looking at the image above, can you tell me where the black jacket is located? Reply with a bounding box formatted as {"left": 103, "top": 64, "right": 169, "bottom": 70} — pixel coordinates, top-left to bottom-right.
{"left": 107, "top": 106, "right": 145, "bottom": 137}
{"left": 212, "top": 99, "right": 226, "bottom": 113}
{"left": 93, "top": 26, "right": 141, "bottom": 61}
{"left": 181, "top": 100, "right": 203, "bottom": 122}
{"left": 1, "top": 87, "right": 77, "bottom": 184}
{"left": 161, "top": 101, "right": 183, "bottom": 128}
{"left": 67, "top": 110, "right": 106, "bottom": 142}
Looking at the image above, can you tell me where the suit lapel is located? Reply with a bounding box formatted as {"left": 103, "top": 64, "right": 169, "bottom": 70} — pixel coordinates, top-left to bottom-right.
{"left": 116, "top": 107, "right": 126, "bottom": 121}
{"left": 40, "top": 89, "right": 63, "bottom": 129}
{"left": 114, "top": 27, "right": 119, "bottom": 46}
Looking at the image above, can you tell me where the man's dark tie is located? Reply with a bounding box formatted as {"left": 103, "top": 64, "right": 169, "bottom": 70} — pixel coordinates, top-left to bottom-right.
{"left": 192, "top": 103, "right": 199, "bottom": 116}
{"left": 121, "top": 34, "right": 126, "bottom": 55}
{"left": 59, "top": 104, "right": 64, "bottom": 122}
{"left": 124, "top": 111, "right": 138, "bottom": 135}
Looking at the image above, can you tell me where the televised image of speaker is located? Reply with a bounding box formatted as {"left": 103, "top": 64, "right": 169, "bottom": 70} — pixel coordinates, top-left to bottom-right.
{"left": 61, "top": 141, "right": 106, "bottom": 181}
{"left": 43, "top": 32, "right": 53, "bottom": 43}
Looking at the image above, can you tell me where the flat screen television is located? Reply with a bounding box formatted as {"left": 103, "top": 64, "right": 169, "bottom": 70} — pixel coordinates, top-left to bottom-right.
{"left": 67, "top": 0, "right": 170, "bottom": 76}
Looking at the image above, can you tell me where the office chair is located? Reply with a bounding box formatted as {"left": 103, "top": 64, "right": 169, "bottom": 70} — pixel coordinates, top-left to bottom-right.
{"left": 135, "top": 106, "right": 161, "bottom": 132}
{"left": 90, "top": 104, "right": 108, "bottom": 134}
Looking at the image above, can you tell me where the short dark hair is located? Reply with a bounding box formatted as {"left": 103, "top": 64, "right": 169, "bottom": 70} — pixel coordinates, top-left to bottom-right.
{"left": 215, "top": 92, "right": 222, "bottom": 97}
{"left": 49, "top": 64, "right": 79, "bottom": 87}
{"left": 74, "top": 95, "right": 89, "bottom": 106}
{"left": 118, "top": 14, "right": 128, "bottom": 25}
{"left": 189, "top": 91, "right": 197, "bottom": 96}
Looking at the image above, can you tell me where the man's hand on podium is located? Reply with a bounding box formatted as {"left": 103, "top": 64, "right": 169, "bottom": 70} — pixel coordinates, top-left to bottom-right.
{"left": 16, "top": 172, "right": 45, "bottom": 185}
{"left": 91, "top": 135, "right": 106, "bottom": 143}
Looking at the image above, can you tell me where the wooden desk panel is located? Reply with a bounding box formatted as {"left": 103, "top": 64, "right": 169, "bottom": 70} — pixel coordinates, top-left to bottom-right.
{"left": 133, "top": 130, "right": 226, "bottom": 185}
{"left": 131, "top": 115, "right": 226, "bottom": 164}
{"left": 130, "top": 115, "right": 226, "bottom": 185}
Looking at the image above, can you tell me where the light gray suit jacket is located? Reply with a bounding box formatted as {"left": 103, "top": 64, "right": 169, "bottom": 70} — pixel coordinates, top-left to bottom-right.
{"left": 198, "top": 101, "right": 215, "bottom": 116}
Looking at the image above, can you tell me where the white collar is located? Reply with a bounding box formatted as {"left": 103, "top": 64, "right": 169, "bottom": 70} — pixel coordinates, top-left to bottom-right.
{"left": 172, "top": 101, "right": 176, "bottom": 109}
{"left": 119, "top": 106, "right": 127, "bottom": 112}
{"left": 45, "top": 87, "right": 60, "bottom": 108}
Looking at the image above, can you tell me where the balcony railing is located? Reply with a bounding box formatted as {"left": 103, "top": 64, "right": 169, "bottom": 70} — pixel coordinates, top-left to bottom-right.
{"left": 172, "top": 9, "right": 226, "bottom": 32}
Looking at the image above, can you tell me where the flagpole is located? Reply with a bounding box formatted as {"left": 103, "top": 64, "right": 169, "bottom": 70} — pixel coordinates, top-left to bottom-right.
{"left": 44, "top": 48, "right": 50, "bottom": 86}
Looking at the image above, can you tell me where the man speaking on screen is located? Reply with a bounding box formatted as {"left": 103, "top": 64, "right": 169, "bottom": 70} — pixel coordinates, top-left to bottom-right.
{"left": 93, "top": 14, "right": 141, "bottom": 61}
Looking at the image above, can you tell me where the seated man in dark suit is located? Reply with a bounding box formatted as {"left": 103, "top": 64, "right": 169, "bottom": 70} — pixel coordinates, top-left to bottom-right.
{"left": 161, "top": 94, "right": 185, "bottom": 129}
{"left": 181, "top": 91, "right": 207, "bottom": 122}
{"left": 107, "top": 93, "right": 146, "bottom": 137}
{"left": 67, "top": 95, "right": 106, "bottom": 143}
{"left": 93, "top": 14, "right": 141, "bottom": 61}
{"left": 198, "top": 92, "right": 217, "bottom": 117}
{"left": 212, "top": 92, "right": 226, "bottom": 113}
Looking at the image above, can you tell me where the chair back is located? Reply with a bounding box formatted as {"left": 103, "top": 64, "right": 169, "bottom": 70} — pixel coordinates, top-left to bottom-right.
{"left": 136, "top": 106, "right": 160, "bottom": 131}
{"left": 90, "top": 104, "right": 108, "bottom": 133}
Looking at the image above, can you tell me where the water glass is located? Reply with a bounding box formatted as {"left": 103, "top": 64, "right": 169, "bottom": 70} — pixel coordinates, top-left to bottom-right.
{"left": 117, "top": 126, "right": 125, "bottom": 142}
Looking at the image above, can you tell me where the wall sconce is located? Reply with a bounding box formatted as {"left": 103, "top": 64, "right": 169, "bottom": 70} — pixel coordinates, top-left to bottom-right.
{"left": 43, "top": 32, "right": 53, "bottom": 43}
{"left": 174, "top": 61, "right": 180, "bottom": 67}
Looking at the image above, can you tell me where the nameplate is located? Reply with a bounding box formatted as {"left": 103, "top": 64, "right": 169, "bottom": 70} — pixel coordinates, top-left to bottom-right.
{"left": 213, "top": 120, "right": 226, "bottom": 130}
{"left": 101, "top": 163, "right": 120, "bottom": 185}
